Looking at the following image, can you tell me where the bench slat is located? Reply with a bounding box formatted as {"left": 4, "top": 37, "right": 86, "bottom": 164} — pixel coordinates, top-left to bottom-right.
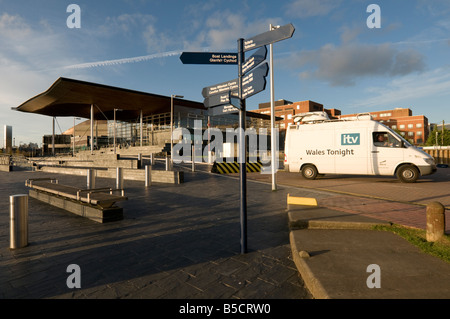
{"left": 26, "top": 180, "right": 127, "bottom": 208}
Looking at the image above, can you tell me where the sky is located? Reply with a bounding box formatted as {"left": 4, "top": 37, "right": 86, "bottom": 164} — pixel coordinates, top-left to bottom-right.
{"left": 1, "top": 0, "right": 450, "bottom": 146}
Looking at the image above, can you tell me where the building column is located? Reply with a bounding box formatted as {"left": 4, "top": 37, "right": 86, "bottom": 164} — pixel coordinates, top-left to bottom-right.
{"left": 90, "top": 104, "right": 94, "bottom": 154}
{"left": 140, "top": 109, "right": 143, "bottom": 147}
{"left": 52, "top": 117, "right": 55, "bottom": 156}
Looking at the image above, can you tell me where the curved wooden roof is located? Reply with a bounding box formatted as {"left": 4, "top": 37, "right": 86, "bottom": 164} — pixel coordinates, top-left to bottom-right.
{"left": 12, "top": 77, "right": 205, "bottom": 121}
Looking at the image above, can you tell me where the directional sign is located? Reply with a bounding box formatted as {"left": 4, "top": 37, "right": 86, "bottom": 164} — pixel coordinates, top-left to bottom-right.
{"left": 208, "top": 104, "right": 239, "bottom": 116}
{"left": 180, "top": 52, "right": 238, "bottom": 65}
{"left": 202, "top": 79, "right": 238, "bottom": 98}
{"left": 242, "top": 77, "right": 266, "bottom": 99}
{"left": 203, "top": 62, "right": 269, "bottom": 107}
{"left": 243, "top": 23, "right": 295, "bottom": 52}
{"left": 203, "top": 93, "right": 232, "bottom": 108}
{"left": 242, "top": 45, "right": 267, "bottom": 74}
{"left": 242, "top": 62, "right": 268, "bottom": 99}
{"left": 228, "top": 91, "right": 241, "bottom": 109}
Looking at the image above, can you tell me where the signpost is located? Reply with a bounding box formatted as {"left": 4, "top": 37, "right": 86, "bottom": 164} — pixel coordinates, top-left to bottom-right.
{"left": 242, "top": 45, "right": 267, "bottom": 74}
{"left": 207, "top": 104, "right": 239, "bottom": 116}
{"left": 180, "top": 52, "right": 238, "bottom": 65}
{"left": 243, "top": 23, "right": 295, "bottom": 52}
{"left": 202, "top": 79, "right": 238, "bottom": 99}
{"left": 203, "top": 63, "right": 268, "bottom": 107}
{"left": 180, "top": 23, "right": 295, "bottom": 254}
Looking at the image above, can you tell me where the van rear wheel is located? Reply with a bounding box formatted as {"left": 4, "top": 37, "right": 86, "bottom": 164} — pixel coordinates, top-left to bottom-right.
{"left": 396, "top": 165, "right": 419, "bottom": 183}
{"left": 301, "top": 165, "right": 318, "bottom": 180}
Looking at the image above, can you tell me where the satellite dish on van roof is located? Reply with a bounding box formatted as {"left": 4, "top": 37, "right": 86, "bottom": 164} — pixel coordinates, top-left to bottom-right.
{"left": 293, "top": 111, "right": 330, "bottom": 123}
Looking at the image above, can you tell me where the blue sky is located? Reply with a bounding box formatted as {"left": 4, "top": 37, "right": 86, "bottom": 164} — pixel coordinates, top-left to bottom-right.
{"left": 1, "top": 0, "right": 450, "bottom": 145}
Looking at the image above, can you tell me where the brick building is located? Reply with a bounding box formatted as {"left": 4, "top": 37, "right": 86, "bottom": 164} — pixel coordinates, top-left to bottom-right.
{"left": 254, "top": 100, "right": 341, "bottom": 130}
{"left": 252, "top": 100, "right": 429, "bottom": 145}
{"left": 340, "top": 108, "right": 429, "bottom": 145}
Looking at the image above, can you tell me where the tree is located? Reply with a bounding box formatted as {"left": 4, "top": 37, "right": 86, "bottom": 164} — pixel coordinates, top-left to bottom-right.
{"left": 426, "top": 125, "right": 450, "bottom": 146}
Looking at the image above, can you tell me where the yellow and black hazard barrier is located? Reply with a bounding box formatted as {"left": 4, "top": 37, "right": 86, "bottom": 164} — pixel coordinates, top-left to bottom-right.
{"left": 211, "top": 160, "right": 263, "bottom": 174}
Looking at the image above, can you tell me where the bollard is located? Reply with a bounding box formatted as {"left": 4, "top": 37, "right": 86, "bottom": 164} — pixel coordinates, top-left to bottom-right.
{"left": 426, "top": 201, "right": 446, "bottom": 242}
{"left": 166, "top": 156, "right": 170, "bottom": 171}
{"left": 87, "top": 169, "right": 96, "bottom": 189}
{"left": 10, "top": 195, "right": 28, "bottom": 249}
{"left": 145, "top": 165, "right": 152, "bottom": 187}
{"left": 150, "top": 153, "right": 153, "bottom": 166}
{"left": 138, "top": 153, "right": 142, "bottom": 169}
{"left": 192, "top": 145, "right": 195, "bottom": 172}
{"left": 116, "top": 167, "right": 124, "bottom": 189}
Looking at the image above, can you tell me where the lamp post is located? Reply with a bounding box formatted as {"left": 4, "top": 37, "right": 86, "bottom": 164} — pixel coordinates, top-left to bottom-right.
{"left": 114, "top": 108, "right": 123, "bottom": 154}
{"left": 171, "top": 94, "right": 184, "bottom": 167}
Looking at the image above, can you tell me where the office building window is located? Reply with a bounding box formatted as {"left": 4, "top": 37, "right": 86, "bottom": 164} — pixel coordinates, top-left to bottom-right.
{"left": 416, "top": 123, "right": 422, "bottom": 128}
{"left": 399, "top": 124, "right": 405, "bottom": 129}
{"left": 408, "top": 131, "right": 414, "bottom": 137}
{"left": 417, "top": 131, "right": 422, "bottom": 136}
{"left": 392, "top": 125, "right": 397, "bottom": 129}
{"left": 408, "top": 124, "right": 414, "bottom": 129}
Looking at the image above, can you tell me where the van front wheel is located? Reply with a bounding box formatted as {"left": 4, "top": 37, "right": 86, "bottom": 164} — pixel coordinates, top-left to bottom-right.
{"left": 301, "top": 165, "right": 318, "bottom": 180}
{"left": 396, "top": 165, "right": 419, "bottom": 183}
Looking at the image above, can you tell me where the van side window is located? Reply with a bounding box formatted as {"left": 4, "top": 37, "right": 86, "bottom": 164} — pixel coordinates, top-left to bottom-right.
{"left": 373, "top": 132, "right": 401, "bottom": 148}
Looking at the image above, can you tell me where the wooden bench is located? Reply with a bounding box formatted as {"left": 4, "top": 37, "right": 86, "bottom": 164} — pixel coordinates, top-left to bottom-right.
{"left": 25, "top": 178, "right": 127, "bottom": 223}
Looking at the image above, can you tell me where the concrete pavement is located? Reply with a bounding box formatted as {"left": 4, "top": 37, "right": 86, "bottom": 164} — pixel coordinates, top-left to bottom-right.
{"left": 1, "top": 168, "right": 449, "bottom": 301}
{"left": 287, "top": 204, "right": 450, "bottom": 299}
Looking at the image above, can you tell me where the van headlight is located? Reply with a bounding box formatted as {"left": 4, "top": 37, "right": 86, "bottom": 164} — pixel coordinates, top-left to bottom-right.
{"left": 423, "top": 158, "right": 435, "bottom": 165}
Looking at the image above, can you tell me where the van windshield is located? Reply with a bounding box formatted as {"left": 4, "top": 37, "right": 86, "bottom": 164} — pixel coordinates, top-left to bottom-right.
{"left": 386, "top": 127, "right": 412, "bottom": 147}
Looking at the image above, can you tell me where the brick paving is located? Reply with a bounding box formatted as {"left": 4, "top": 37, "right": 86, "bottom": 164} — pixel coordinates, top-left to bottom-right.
{"left": 0, "top": 170, "right": 317, "bottom": 299}
{"left": 1, "top": 166, "right": 448, "bottom": 300}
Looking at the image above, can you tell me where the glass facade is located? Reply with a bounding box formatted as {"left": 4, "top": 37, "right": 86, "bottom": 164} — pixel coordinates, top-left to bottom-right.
{"left": 106, "top": 105, "right": 273, "bottom": 148}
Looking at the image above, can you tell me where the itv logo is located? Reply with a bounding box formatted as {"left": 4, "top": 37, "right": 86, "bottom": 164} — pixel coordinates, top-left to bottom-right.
{"left": 341, "top": 133, "right": 360, "bottom": 145}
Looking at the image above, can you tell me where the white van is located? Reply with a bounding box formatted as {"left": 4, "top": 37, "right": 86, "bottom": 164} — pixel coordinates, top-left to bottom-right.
{"left": 284, "top": 112, "right": 436, "bottom": 182}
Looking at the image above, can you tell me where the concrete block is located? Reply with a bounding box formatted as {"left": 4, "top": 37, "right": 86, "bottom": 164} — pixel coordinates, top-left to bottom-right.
{"left": 29, "top": 189, "right": 123, "bottom": 223}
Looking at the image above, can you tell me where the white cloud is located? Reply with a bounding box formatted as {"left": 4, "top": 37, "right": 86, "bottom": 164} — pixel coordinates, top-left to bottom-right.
{"left": 351, "top": 66, "right": 450, "bottom": 108}
{"left": 0, "top": 13, "right": 31, "bottom": 38}
{"left": 204, "top": 11, "right": 283, "bottom": 50}
{"left": 285, "top": 0, "right": 342, "bottom": 18}
{"left": 0, "top": 12, "right": 92, "bottom": 144}
{"left": 283, "top": 42, "right": 425, "bottom": 86}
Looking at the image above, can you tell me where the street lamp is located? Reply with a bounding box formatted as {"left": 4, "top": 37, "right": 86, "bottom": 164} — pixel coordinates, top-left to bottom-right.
{"left": 114, "top": 108, "right": 123, "bottom": 154}
{"left": 171, "top": 94, "right": 184, "bottom": 167}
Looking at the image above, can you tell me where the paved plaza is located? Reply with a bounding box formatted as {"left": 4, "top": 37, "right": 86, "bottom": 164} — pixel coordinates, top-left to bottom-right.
{"left": 0, "top": 169, "right": 332, "bottom": 299}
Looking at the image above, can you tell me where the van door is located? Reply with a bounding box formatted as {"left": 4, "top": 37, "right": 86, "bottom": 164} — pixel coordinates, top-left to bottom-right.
{"left": 370, "top": 131, "right": 404, "bottom": 175}
{"left": 333, "top": 128, "right": 368, "bottom": 174}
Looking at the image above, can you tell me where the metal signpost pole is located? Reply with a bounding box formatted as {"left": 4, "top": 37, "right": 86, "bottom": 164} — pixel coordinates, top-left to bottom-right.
{"left": 180, "top": 24, "right": 294, "bottom": 255}
{"left": 269, "top": 24, "right": 279, "bottom": 191}
{"left": 238, "top": 38, "right": 247, "bottom": 254}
